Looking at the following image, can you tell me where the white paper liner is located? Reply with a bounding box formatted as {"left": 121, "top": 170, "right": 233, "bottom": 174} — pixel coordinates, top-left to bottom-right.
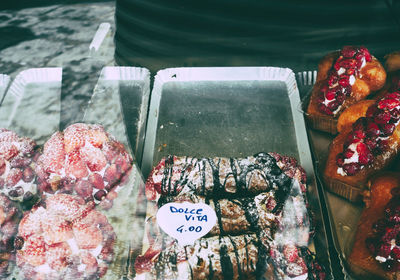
{"left": 0, "top": 74, "right": 10, "bottom": 105}
{"left": 143, "top": 66, "right": 312, "bottom": 176}
{"left": 0, "top": 68, "right": 62, "bottom": 144}
{"left": 83, "top": 66, "right": 150, "bottom": 162}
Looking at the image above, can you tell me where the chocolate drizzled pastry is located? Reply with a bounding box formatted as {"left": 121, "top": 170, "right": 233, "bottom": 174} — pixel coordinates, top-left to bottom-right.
{"left": 146, "top": 153, "right": 306, "bottom": 212}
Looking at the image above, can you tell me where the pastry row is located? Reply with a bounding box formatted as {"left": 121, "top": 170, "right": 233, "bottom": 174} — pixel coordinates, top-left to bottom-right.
{"left": 307, "top": 47, "right": 400, "bottom": 279}
{"left": 135, "top": 153, "right": 327, "bottom": 279}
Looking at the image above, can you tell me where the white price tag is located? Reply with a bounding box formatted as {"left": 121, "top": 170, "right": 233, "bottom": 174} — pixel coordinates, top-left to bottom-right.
{"left": 156, "top": 202, "right": 217, "bottom": 246}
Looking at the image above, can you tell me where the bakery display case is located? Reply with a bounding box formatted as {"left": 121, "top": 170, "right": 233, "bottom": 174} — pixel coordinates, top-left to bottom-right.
{"left": 2, "top": 0, "right": 400, "bottom": 279}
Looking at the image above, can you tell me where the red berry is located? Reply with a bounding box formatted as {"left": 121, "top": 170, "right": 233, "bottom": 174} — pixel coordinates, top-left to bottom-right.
{"left": 327, "top": 100, "right": 340, "bottom": 111}
{"left": 0, "top": 143, "right": 18, "bottom": 160}
{"left": 6, "top": 168, "right": 22, "bottom": 186}
{"left": 359, "top": 46, "right": 372, "bottom": 62}
{"left": 283, "top": 244, "right": 299, "bottom": 263}
{"left": 344, "top": 149, "right": 354, "bottom": 159}
{"left": 341, "top": 46, "right": 357, "bottom": 58}
{"left": 359, "top": 150, "right": 373, "bottom": 165}
{"left": 378, "top": 244, "right": 391, "bottom": 259}
{"left": 94, "top": 190, "right": 107, "bottom": 201}
{"left": 10, "top": 156, "right": 31, "bottom": 168}
{"left": 342, "top": 163, "right": 360, "bottom": 176}
{"left": 325, "top": 90, "right": 336, "bottom": 100}
{"left": 386, "top": 92, "right": 400, "bottom": 99}
{"left": 366, "top": 122, "right": 380, "bottom": 137}
{"left": 381, "top": 123, "right": 396, "bottom": 136}
{"left": 354, "top": 129, "right": 366, "bottom": 139}
{"left": 340, "top": 58, "right": 357, "bottom": 69}
{"left": 365, "top": 138, "right": 377, "bottom": 150}
{"left": 334, "top": 60, "right": 341, "bottom": 71}
{"left": 378, "top": 98, "right": 400, "bottom": 110}
{"left": 74, "top": 180, "right": 93, "bottom": 200}
{"left": 391, "top": 247, "right": 400, "bottom": 260}
{"left": 22, "top": 167, "right": 35, "bottom": 183}
{"left": 80, "top": 145, "right": 107, "bottom": 172}
{"left": 328, "top": 74, "right": 338, "bottom": 86}
{"left": 104, "top": 164, "right": 119, "bottom": 185}
{"left": 64, "top": 124, "right": 86, "bottom": 154}
{"left": 66, "top": 151, "right": 88, "bottom": 179}
{"left": 338, "top": 76, "right": 350, "bottom": 87}
{"left": 375, "top": 111, "right": 392, "bottom": 124}
{"left": 89, "top": 173, "right": 105, "bottom": 190}
{"left": 356, "top": 142, "right": 370, "bottom": 156}
{"left": 336, "top": 91, "right": 345, "bottom": 103}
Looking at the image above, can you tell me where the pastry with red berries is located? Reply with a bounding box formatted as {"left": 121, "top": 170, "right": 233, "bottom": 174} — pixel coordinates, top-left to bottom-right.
{"left": 15, "top": 193, "right": 116, "bottom": 280}
{"left": 35, "top": 123, "right": 132, "bottom": 209}
{"left": 0, "top": 128, "right": 39, "bottom": 203}
{"left": 349, "top": 173, "right": 400, "bottom": 279}
{"left": 0, "top": 194, "right": 22, "bottom": 277}
{"left": 324, "top": 70, "right": 400, "bottom": 201}
{"left": 306, "top": 46, "right": 386, "bottom": 134}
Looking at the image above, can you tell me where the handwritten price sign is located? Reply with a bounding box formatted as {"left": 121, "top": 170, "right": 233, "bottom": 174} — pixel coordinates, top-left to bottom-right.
{"left": 156, "top": 202, "right": 217, "bottom": 245}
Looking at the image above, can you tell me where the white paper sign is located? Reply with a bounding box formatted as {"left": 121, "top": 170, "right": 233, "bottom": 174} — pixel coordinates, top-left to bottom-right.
{"left": 156, "top": 202, "right": 217, "bottom": 246}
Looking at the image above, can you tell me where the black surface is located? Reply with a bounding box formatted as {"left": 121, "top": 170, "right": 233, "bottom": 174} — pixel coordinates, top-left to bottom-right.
{"left": 115, "top": 0, "right": 400, "bottom": 72}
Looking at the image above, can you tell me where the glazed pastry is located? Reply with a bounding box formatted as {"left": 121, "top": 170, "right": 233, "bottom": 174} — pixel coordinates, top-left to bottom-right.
{"left": 35, "top": 123, "right": 132, "bottom": 209}
{"left": 337, "top": 100, "right": 375, "bottom": 133}
{"left": 349, "top": 173, "right": 400, "bottom": 279}
{"left": 0, "top": 128, "right": 38, "bottom": 203}
{"left": 306, "top": 46, "right": 386, "bottom": 134}
{"left": 15, "top": 193, "right": 115, "bottom": 280}
{"left": 324, "top": 82, "right": 400, "bottom": 201}
{"left": 0, "top": 194, "right": 22, "bottom": 277}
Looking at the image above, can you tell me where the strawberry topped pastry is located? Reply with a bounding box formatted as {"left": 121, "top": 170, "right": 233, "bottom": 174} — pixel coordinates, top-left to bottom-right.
{"left": 324, "top": 73, "right": 400, "bottom": 202}
{"left": 35, "top": 123, "right": 133, "bottom": 208}
{"left": 0, "top": 194, "right": 22, "bottom": 276}
{"left": 349, "top": 173, "right": 400, "bottom": 279}
{"left": 307, "top": 46, "right": 386, "bottom": 134}
{"left": 15, "top": 193, "right": 115, "bottom": 280}
{"left": 0, "top": 128, "right": 39, "bottom": 203}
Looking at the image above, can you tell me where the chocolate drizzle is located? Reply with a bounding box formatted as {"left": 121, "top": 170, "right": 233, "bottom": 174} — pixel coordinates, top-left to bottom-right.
{"left": 219, "top": 240, "right": 234, "bottom": 280}
{"left": 157, "top": 153, "right": 292, "bottom": 204}
{"left": 228, "top": 236, "right": 243, "bottom": 280}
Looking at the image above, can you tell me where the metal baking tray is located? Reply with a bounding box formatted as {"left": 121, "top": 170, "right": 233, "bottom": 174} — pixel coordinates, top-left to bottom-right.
{"left": 141, "top": 66, "right": 335, "bottom": 278}
{"left": 0, "top": 66, "right": 150, "bottom": 279}
{"left": 297, "top": 70, "right": 369, "bottom": 280}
